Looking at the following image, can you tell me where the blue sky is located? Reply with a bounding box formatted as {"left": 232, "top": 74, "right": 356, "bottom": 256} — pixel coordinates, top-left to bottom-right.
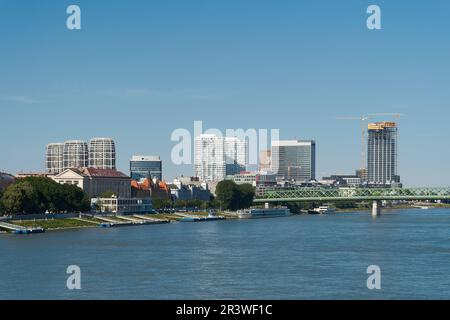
{"left": 0, "top": 0, "right": 449, "bottom": 186}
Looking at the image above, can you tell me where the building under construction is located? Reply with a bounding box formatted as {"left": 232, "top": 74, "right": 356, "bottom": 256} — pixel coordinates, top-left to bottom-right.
{"left": 367, "top": 122, "right": 400, "bottom": 186}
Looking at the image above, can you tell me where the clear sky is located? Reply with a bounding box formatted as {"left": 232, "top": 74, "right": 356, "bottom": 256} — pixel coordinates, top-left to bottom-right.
{"left": 0, "top": 0, "right": 449, "bottom": 186}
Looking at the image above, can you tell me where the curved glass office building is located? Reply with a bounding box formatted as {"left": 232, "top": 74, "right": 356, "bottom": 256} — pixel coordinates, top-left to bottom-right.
{"left": 89, "top": 138, "right": 116, "bottom": 170}
{"left": 63, "top": 140, "right": 89, "bottom": 170}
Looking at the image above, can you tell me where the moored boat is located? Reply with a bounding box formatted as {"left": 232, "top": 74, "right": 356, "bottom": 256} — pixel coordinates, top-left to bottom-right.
{"left": 308, "top": 206, "right": 336, "bottom": 215}
{"left": 13, "top": 227, "right": 46, "bottom": 234}
{"left": 237, "top": 207, "right": 292, "bottom": 219}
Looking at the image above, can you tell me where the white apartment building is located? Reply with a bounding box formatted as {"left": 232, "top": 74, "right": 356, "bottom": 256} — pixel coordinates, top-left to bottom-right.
{"left": 195, "top": 134, "right": 248, "bottom": 182}
{"left": 195, "top": 134, "right": 226, "bottom": 182}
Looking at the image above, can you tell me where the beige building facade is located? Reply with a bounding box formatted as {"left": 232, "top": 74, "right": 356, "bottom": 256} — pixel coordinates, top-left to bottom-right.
{"left": 52, "top": 168, "right": 131, "bottom": 198}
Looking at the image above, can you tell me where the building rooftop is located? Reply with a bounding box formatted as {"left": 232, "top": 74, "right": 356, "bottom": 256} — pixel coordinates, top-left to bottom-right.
{"left": 90, "top": 137, "right": 114, "bottom": 141}
{"left": 368, "top": 122, "right": 397, "bottom": 130}
{"left": 131, "top": 155, "right": 161, "bottom": 162}
{"left": 60, "top": 168, "right": 129, "bottom": 178}
{"left": 83, "top": 168, "right": 128, "bottom": 178}
{"left": 272, "top": 140, "right": 315, "bottom": 147}
{"left": 16, "top": 172, "right": 55, "bottom": 178}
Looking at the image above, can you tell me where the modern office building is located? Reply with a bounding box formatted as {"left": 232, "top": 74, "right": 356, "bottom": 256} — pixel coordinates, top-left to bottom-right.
{"left": 63, "top": 140, "right": 89, "bottom": 170}
{"left": 91, "top": 197, "right": 153, "bottom": 214}
{"left": 224, "top": 137, "right": 248, "bottom": 176}
{"left": 195, "top": 134, "right": 226, "bottom": 182}
{"left": 46, "top": 143, "right": 64, "bottom": 174}
{"left": 367, "top": 122, "right": 400, "bottom": 185}
{"left": 271, "top": 140, "right": 316, "bottom": 182}
{"left": 89, "top": 138, "right": 116, "bottom": 170}
{"left": 130, "top": 156, "right": 162, "bottom": 181}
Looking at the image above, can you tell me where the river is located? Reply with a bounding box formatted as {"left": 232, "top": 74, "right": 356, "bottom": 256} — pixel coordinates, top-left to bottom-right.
{"left": 1, "top": 208, "right": 449, "bottom": 300}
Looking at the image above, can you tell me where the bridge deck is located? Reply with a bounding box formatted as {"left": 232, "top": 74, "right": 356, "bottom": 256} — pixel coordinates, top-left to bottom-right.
{"left": 255, "top": 187, "right": 450, "bottom": 203}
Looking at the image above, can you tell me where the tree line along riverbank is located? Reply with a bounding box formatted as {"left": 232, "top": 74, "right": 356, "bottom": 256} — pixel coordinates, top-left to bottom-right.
{"left": 0, "top": 177, "right": 256, "bottom": 215}
{"left": 2, "top": 176, "right": 449, "bottom": 234}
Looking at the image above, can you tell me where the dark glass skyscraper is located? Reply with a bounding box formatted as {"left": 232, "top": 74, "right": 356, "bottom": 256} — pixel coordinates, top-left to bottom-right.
{"left": 130, "top": 156, "right": 162, "bottom": 181}
{"left": 272, "top": 140, "right": 316, "bottom": 182}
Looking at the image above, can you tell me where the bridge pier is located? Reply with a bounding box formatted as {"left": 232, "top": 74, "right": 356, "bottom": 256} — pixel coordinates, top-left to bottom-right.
{"left": 372, "top": 200, "right": 381, "bottom": 217}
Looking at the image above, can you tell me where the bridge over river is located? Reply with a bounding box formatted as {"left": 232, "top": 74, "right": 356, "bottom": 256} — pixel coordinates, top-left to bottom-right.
{"left": 254, "top": 187, "right": 450, "bottom": 217}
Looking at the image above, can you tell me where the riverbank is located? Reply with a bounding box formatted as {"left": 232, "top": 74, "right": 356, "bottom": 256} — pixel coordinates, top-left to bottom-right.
{"left": 0, "top": 212, "right": 211, "bottom": 233}
{"left": 2, "top": 205, "right": 450, "bottom": 234}
{"left": 10, "top": 218, "right": 98, "bottom": 230}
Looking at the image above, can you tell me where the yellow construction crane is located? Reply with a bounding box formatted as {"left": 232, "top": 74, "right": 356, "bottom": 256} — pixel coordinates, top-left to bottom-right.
{"left": 336, "top": 115, "right": 371, "bottom": 171}
{"left": 368, "top": 113, "right": 403, "bottom": 119}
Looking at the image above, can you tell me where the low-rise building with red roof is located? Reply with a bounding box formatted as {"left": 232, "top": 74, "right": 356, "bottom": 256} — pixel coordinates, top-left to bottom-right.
{"left": 52, "top": 168, "right": 131, "bottom": 198}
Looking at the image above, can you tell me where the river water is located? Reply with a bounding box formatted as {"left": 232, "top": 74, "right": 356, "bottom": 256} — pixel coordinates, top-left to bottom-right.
{"left": 1, "top": 209, "right": 449, "bottom": 300}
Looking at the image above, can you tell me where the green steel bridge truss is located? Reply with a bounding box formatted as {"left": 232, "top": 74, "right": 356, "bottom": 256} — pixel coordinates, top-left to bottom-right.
{"left": 254, "top": 187, "right": 450, "bottom": 203}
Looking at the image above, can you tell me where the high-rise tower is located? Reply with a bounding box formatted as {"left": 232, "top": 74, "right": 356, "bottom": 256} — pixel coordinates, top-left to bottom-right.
{"left": 63, "top": 140, "right": 89, "bottom": 170}
{"left": 224, "top": 137, "right": 248, "bottom": 176}
{"left": 271, "top": 140, "right": 316, "bottom": 182}
{"left": 195, "top": 134, "right": 226, "bottom": 182}
{"left": 89, "top": 138, "right": 116, "bottom": 170}
{"left": 46, "top": 143, "right": 64, "bottom": 174}
{"left": 367, "top": 122, "right": 400, "bottom": 185}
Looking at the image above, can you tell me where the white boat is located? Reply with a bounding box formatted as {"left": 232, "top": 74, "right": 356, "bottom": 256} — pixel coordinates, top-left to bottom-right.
{"left": 237, "top": 207, "right": 292, "bottom": 219}
{"left": 413, "top": 205, "right": 430, "bottom": 210}
{"left": 308, "top": 206, "right": 336, "bottom": 215}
